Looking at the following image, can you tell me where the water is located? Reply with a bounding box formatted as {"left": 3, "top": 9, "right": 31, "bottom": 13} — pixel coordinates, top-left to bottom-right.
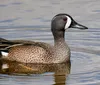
{"left": 0, "top": 0, "right": 100, "bottom": 85}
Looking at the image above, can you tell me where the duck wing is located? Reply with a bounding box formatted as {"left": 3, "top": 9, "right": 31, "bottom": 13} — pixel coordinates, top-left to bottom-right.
{"left": 0, "top": 42, "right": 53, "bottom": 63}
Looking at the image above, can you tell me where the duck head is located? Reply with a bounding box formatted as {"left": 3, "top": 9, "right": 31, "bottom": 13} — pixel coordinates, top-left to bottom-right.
{"left": 51, "top": 13, "right": 88, "bottom": 39}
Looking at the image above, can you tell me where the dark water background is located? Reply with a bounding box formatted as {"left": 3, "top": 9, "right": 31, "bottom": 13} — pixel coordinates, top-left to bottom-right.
{"left": 0, "top": 0, "right": 100, "bottom": 85}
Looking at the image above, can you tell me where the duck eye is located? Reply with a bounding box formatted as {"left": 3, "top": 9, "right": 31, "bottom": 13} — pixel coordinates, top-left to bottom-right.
{"left": 63, "top": 17, "right": 67, "bottom": 21}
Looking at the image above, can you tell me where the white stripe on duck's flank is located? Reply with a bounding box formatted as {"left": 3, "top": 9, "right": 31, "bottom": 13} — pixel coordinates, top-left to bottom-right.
{"left": 2, "top": 64, "right": 9, "bottom": 69}
{"left": 1, "top": 51, "right": 8, "bottom": 57}
{"left": 65, "top": 16, "right": 72, "bottom": 29}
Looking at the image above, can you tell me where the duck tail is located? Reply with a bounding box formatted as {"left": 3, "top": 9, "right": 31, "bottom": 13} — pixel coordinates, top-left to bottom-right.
{"left": 0, "top": 38, "right": 15, "bottom": 49}
{"left": 0, "top": 37, "right": 9, "bottom": 42}
{"left": 0, "top": 37, "right": 13, "bottom": 44}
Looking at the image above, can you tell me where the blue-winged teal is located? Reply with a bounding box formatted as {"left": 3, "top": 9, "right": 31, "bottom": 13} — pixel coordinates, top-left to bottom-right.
{"left": 0, "top": 13, "right": 88, "bottom": 64}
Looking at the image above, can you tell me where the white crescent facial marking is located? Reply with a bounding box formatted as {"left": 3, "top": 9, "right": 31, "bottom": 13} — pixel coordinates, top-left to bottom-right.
{"left": 65, "top": 16, "right": 72, "bottom": 29}
{"left": 1, "top": 51, "right": 8, "bottom": 57}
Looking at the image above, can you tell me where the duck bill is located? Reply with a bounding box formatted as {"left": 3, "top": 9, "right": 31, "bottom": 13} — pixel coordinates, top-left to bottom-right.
{"left": 72, "top": 22, "right": 88, "bottom": 29}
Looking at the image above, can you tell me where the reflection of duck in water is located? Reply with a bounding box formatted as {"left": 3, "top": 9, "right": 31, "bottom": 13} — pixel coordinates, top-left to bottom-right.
{"left": 0, "top": 60, "right": 71, "bottom": 85}
{"left": 0, "top": 13, "right": 88, "bottom": 64}
{"left": 0, "top": 59, "right": 70, "bottom": 75}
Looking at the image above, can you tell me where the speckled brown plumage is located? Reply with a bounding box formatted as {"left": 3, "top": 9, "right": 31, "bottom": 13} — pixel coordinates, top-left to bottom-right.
{"left": 7, "top": 43, "right": 54, "bottom": 63}
{"left": 2, "top": 40, "right": 70, "bottom": 63}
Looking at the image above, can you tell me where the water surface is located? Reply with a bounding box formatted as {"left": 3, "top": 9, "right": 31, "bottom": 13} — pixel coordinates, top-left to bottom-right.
{"left": 0, "top": 0, "right": 100, "bottom": 85}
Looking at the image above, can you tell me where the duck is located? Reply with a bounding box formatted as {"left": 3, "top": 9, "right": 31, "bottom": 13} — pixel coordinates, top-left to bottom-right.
{"left": 0, "top": 13, "right": 88, "bottom": 64}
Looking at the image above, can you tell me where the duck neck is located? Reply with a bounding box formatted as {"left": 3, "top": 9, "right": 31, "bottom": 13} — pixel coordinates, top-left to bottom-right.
{"left": 53, "top": 31, "right": 65, "bottom": 45}
{"left": 52, "top": 30, "right": 70, "bottom": 63}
